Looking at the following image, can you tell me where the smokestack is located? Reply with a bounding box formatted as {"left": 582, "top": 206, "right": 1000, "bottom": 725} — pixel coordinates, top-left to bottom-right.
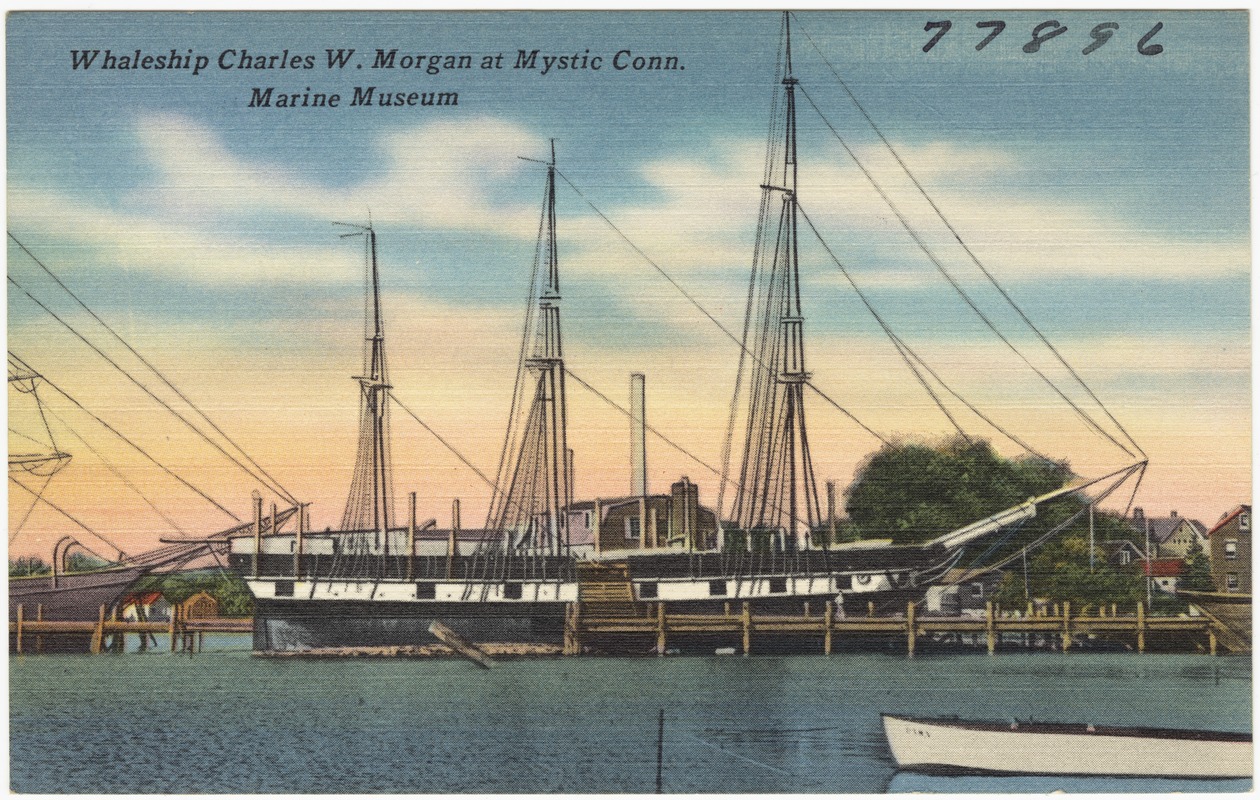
{"left": 631, "top": 372, "right": 647, "bottom": 497}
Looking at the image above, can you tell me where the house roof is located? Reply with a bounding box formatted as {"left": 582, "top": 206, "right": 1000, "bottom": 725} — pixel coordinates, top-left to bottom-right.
{"left": 1133, "top": 514, "right": 1206, "bottom": 544}
{"left": 1140, "top": 558, "right": 1183, "bottom": 578}
{"left": 119, "top": 591, "right": 164, "bottom": 606}
{"left": 1207, "top": 505, "right": 1252, "bottom": 538}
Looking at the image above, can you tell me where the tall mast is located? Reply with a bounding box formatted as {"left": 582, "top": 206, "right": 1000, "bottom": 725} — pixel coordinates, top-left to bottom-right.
{"left": 489, "top": 141, "right": 571, "bottom": 555}
{"left": 340, "top": 222, "right": 394, "bottom": 550}
{"left": 733, "top": 11, "right": 822, "bottom": 549}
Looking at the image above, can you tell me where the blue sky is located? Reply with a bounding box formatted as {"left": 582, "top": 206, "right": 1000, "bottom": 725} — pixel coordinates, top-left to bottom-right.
{"left": 6, "top": 11, "right": 1250, "bottom": 553}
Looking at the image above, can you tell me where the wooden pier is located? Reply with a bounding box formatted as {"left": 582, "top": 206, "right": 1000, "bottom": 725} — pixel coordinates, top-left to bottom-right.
{"left": 564, "top": 600, "right": 1228, "bottom": 657}
{"left": 10, "top": 603, "right": 252, "bottom": 654}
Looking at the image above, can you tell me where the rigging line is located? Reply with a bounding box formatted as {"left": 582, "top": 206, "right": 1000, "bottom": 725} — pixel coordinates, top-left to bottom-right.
{"left": 794, "top": 86, "right": 1136, "bottom": 461}
{"left": 554, "top": 168, "right": 887, "bottom": 449}
{"left": 387, "top": 390, "right": 500, "bottom": 496}
{"left": 788, "top": 20, "right": 1145, "bottom": 461}
{"left": 10, "top": 471, "right": 54, "bottom": 543}
{"left": 803, "top": 385, "right": 891, "bottom": 448}
{"left": 7, "top": 350, "right": 241, "bottom": 522}
{"left": 8, "top": 427, "right": 48, "bottom": 448}
{"left": 944, "top": 463, "right": 1143, "bottom": 585}
{"left": 40, "top": 401, "right": 189, "bottom": 536}
{"left": 797, "top": 205, "right": 1053, "bottom": 461}
{"left": 8, "top": 474, "right": 126, "bottom": 560}
{"left": 7, "top": 276, "right": 295, "bottom": 504}
{"left": 488, "top": 182, "right": 549, "bottom": 529}
{"left": 8, "top": 233, "right": 299, "bottom": 500}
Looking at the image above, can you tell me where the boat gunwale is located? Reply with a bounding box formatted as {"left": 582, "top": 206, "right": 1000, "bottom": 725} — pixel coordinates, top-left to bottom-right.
{"left": 882, "top": 714, "right": 1252, "bottom": 743}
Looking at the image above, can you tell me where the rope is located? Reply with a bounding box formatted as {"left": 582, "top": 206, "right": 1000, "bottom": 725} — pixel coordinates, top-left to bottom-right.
{"left": 8, "top": 351, "right": 239, "bottom": 521}
{"left": 553, "top": 169, "right": 886, "bottom": 450}
{"left": 794, "top": 84, "right": 1137, "bottom": 461}
{"left": 8, "top": 232, "right": 300, "bottom": 502}
{"left": 9, "top": 474, "right": 124, "bottom": 560}
{"left": 789, "top": 16, "right": 1146, "bottom": 461}
{"left": 797, "top": 205, "right": 1052, "bottom": 462}
{"left": 8, "top": 276, "right": 294, "bottom": 502}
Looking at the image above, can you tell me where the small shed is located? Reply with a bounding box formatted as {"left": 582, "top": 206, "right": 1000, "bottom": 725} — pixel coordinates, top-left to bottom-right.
{"left": 180, "top": 591, "right": 220, "bottom": 619}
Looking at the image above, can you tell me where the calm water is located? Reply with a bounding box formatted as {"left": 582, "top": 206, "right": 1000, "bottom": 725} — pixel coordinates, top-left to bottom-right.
{"left": 10, "top": 644, "right": 1252, "bottom": 794}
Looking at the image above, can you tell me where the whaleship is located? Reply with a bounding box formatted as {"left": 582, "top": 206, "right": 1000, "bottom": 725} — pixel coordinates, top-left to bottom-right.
{"left": 228, "top": 13, "right": 1145, "bottom": 652}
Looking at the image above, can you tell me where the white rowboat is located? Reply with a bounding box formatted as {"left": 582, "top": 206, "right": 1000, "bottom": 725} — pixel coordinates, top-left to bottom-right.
{"left": 882, "top": 714, "right": 1252, "bottom": 779}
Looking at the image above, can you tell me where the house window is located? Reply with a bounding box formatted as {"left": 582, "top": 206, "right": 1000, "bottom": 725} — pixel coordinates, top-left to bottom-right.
{"left": 639, "top": 582, "right": 658, "bottom": 599}
{"left": 708, "top": 580, "right": 727, "bottom": 597}
{"left": 1241, "top": 513, "right": 1250, "bottom": 532}
{"left": 1225, "top": 539, "right": 1238, "bottom": 560}
{"left": 584, "top": 511, "right": 591, "bottom": 528}
{"left": 625, "top": 517, "right": 641, "bottom": 540}
{"left": 769, "top": 577, "right": 787, "bottom": 594}
{"left": 1226, "top": 573, "right": 1239, "bottom": 591}
{"left": 1118, "top": 550, "right": 1130, "bottom": 566}
{"left": 416, "top": 583, "right": 436, "bottom": 600}
{"left": 971, "top": 583, "right": 985, "bottom": 599}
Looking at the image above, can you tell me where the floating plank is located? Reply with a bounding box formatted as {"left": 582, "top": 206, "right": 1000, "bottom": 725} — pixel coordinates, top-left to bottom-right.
{"left": 428, "top": 621, "right": 494, "bottom": 669}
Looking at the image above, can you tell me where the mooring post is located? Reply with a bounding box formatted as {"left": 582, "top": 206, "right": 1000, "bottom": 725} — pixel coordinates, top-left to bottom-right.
{"left": 907, "top": 604, "right": 917, "bottom": 660}
{"left": 1209, "top": 625, "right": 1218, "bottom": 656}
{"left": 656, "top": 602, "right": 667, "bottom": 655}
{"left": 741, "top": 602, "right": 752, "bottom": 655}
{"left": 572, "top": 601, "right": 582, "bottom": 655}
{"left": 986, "top": 601, "right": 996, "bottom": 655}
{"left": 1136, "top": 601, "right": 1146, "bottom": 654}
{"left": 35, "top": 604, "right": 43, "bottom": 654}
{"left": 724, "top": 601, "right": 730, "bottom": 617}
{"left": 15, "top": 604, "right": 23, "bottom": 655}
{"left": 1062, "top": 601, "right": 1071, "bottom": 653}
{"left": 803, "top": 601, "right": 810, "bottom": 619}
{"left": 90, "top": 604, "right": 105, "bottom": 655}
{"left": 824, "top": 601, "right": 833, "bottom": 656}
{"left": 868, "top": 601, "right": 875, "bottom": 618}
{"left": 169, "top": 604, "right": 178, "bottom": 654}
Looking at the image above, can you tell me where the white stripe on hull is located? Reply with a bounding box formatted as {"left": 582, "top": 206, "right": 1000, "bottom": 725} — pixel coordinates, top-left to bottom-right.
{"left": 882, "top": 716, "right": 1252, "bottom": 779}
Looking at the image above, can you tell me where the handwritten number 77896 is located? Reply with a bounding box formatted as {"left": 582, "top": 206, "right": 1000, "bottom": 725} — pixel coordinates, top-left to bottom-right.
{"left": 922, "top": 20, "right": 1164, "bottom": 55}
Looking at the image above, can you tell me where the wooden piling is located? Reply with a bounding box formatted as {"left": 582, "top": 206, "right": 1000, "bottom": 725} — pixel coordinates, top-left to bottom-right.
{"left": 868, "top": 601, "right": 875, "bottom": 618}
{"left": 90, "top": 605, "right": 105, "bottom": 655}
{"left": 906, "top": 602, "right": 916, "bottom": 658}
{"left": 824, "top": 601, "right": 833, "bottom": 655}
{"left": 1209, "top": 625, "right": 1218, "bottom": 656}
{"left": 656, "top": 603, "right": 667, "bottom": 655}
{"left": 985, "top": 601, "right": 995, "bottom": 655}
{"left": 1062, "top": 601, "right": 1071, "bottom": 652}
{"left": 723, "top": 601, "right": 730, "bottom": 617}
{"left": 35, "top": 604, "right": 43, "bottom": 654}
{"left": 803, "top": 601, "right": 810, "bottom": 619}
{"left": 15, "top": 604, "right": 23, "bottom": 655}
{"left": 741, "top": 602, "right": 751, "bottom": 655}
{"left": 571, "top": 602, "right": 581, "bottom": 655}
{"left": 169, "top": 604, "right": 179, "bottom": 653}
{"left": 1136, "top": 601, "right": 1146, "bottom": 653}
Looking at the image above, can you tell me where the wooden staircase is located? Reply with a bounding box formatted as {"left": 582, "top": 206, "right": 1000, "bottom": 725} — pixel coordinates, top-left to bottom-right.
{"left": 576, "top": 561, "right": 639, "bottom": 617}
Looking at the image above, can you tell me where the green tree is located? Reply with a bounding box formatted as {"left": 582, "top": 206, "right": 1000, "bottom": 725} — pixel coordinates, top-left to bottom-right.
{"left": 992, "top": 532, "right": 1145, "bottom": 612}
{"left": 844, "top": 437, "right": 1071, "bottom": 545}
{"left": 1179, "top": 536, "right": 1215, "bottom": 592}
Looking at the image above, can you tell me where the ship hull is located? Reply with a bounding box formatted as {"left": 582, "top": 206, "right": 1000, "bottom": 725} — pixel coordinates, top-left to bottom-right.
{"left": 882, "top": 715, "right": 1253, "bottom": 779}
{"left": 9, "top": 565, "right": 149, "bottom": 653}
{"left": 252, "top": 598, "right": 566, "bottom": 651}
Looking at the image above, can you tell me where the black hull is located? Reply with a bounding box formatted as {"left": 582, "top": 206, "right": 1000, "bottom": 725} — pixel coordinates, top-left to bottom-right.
{"left": 251, "top": 589, "right": 909, "bottom": 653}
{"left": 253, "top": 599, "right": 566, "bottom": 651}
